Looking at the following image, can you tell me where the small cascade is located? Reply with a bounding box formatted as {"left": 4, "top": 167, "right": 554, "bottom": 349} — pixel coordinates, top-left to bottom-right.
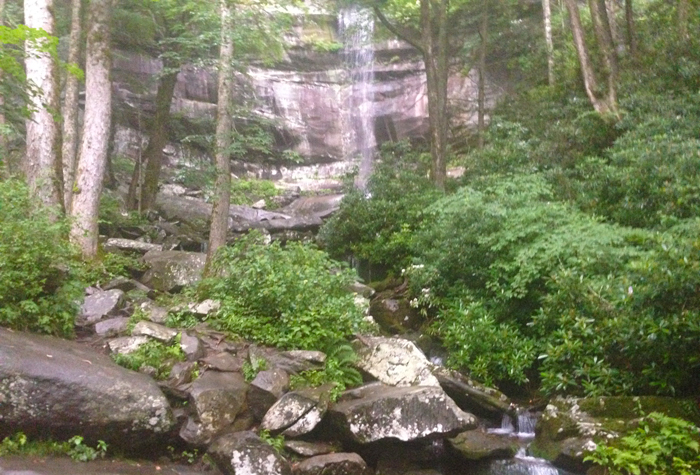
{"left": 516, "top": 410, "right": 537, "bottom": 437}
{"left": 339, "top": 5, "right": 376, "bottom": 190}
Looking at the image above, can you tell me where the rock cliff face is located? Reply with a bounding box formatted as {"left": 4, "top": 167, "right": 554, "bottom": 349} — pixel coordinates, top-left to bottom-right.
{"left": 111, "top": 7, "right": 489, "bottom": 175}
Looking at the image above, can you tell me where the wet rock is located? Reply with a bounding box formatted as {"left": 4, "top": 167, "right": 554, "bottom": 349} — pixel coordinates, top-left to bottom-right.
{"left": 369, "top": 292, "right": 421, "bottom": 334}
{"left": 327, "top": 384, "right": 476, "bottom": 444}
{"left": 447, "top": 430, "right": 519, "bottom": 460}
{"left": 104, "top": 238, "right": 163, "bottom": 254}
{"left": 180, "top": 332, "right": 205, "bottom": 361}
{"left": 201, "top": 351, "right": 243, "bottom": 372}
{"left": 261, "top": 386, "right": 329, "bottom": 435}
{"left": 282, "top": 194, "right": 344, "bottom": 219}
{"left": 108, "top": 335, "right": 150, "bottom": 355}
{"left": 348, "top": 281, "right": 375, "bottom": 298}
{"left": 249, "top": 369, "right": 290, "bottom": 420}
{"left": 78, "top": 289, "right": 126, "bottom": 325}
{"left": 139, "top": 301, "right": 169, "bottom": 324}
{"left": 208, "top": 431, "right": 292, "bottom": 475}
{"left": 103, "top": 276, "right": 151, "bottom": 293}
{"left": 155, "top": 193, "right": 212, "bottom": 232}
{"left": 141, "top": 250, "right": 206, "bottom": 292}
{"left": 132, "top": 321, "right": 179, "bottom": 343}
{"left": 293, "top": 453, "right": 368, "bottom": 475}
{"left": 354, "top": 336, "right": 440, "bottom": 387}
{"left": 179, "top": 371, "right": 249, "bottom": 446}
{"left": 284, "top": 440, "right": 340, "bottom": 457}
{"left": 0, "top": 329, "right": 173, "bottom": 450}
{"left": 189, "top": 299, "right": 221, "bottom": 316}
{"left": 431, "top": 366, "right": 513, "bottom": 420}
{"left": 249, "top": 346, "right": 325, "bottom": 374}
{"left": 168, "top": 361, "right": 199, "bottom": 387}
{"left": 94, "top": 317, "right": 130, "bottom": 338}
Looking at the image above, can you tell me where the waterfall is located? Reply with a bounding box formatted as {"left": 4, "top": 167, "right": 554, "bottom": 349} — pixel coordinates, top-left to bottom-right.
{"left": 339, "top": 6, "right": 375, "bottom": 190}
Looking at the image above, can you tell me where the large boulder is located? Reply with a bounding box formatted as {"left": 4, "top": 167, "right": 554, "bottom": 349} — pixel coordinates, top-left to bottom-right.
{"left": 141, "top": 250, "right": 206, "bottom": 292}
{"left": 530, "top": 396, "right": 700, "bottom": 472}
{"left": 208, "top": 431, "right": 292, "bottom": 475}
{"left": 431, "top": 366, "right": 514, "bottom": 420}
{"left": 0, "top": 329, "right": 173, "bottom": 450}
{"left": 78, "top": 289, "right": 126, "bottom": 325}
{"left": 281, "top": 194, "right": 344, "bottom": 219}
{"left": 447, "top": 430, "right": 519, "bottom": 461}
{"left": 354, "top": 336, "right": 440, "bottom": 387}
{"left": 326, "top": 384, "right": 476, "bottom": 444}
{"left": 179, "top": 371, "right": 249, "bottom": 446}
{"left": 248, "top": 369, "right": 290, "bottom": 420}
{"left": 261, "top": 386, "right": 330, "bottom": 437}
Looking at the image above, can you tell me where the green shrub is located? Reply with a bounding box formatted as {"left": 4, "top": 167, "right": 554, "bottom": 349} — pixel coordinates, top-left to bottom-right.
{"left": 319, "top": 140, "right": 441, "bottom": 273}
{"left": 0, "top": 432, "right": 108, "bottom": 461}
{"left": 198, "top": 231, "right": 369, "bottom": 350}
{"left": 290, "top": 344, "right": 363, "bottom": 401}
{"left": 111, "top": 337, "right": 185, "bottom": 380}
{"left": 230, "top": 179, "right": 280, "bottom": 208}
{"left": 0, "top": 180, "right": 82, "bottom": 336}
{"left": 585, "top": 412, "right": 700, "bottom": 475}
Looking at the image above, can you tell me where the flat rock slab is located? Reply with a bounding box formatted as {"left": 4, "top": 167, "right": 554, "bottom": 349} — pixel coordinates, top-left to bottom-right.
{"left": 79, "top": 289, "right": 125, "bottom": 325}
{"left": 132, "top": 321, "right": 179, "bottom": 343}
{"left": 0, "top": 456, "right": 224, "bottom": 475}
{"left": 447, "top": 430, "right": 519, "bottom": 460}
{"left": 0, "top": 329, "right": 173, "bottom": 450}
{"left": 328, "top": 384, "right": 476, "bottom": 444}
{"left": 293, "top": 453, "right": 368, "bottom": 475}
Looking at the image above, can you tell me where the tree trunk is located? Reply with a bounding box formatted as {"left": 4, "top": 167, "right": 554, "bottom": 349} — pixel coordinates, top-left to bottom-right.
{"left": 204, "top": 0, "right": 234, "bottom": 275}
{"left": 0, "top": 0, "right": 6, "bottom": 178}
{"left": 588, "top": 0, "right": 619, "bottom": 114}
{"left": 678, "top": 0, "right": 688, "bottom": 42}
{"left": 24, "top": 0, "right": 62, "bottom": 213}
{"left": 70, "top": 0, "right": 113, "bottom": 259}
{"left": 542, "top": 0, "right": 555, "bottom": 85}
{"left": 604, "top": 0, "right": 624, "bottom": 55}
{"left": 625, "top": 0, "right": 637, "bottom": 56}
{"left": 477, "top": 4, "right": 488, "bottom": 149}
{"left": 61, "top": 0, "right": 82, "bottom": 213}
{"left": 564, "top": 0, "right": 612, "bottom": 115}
{"left": 126, "top": 69, "right": 178, "bottom": 211}
{"left": 420, "top": 0, "right": 448, "bottom": 190}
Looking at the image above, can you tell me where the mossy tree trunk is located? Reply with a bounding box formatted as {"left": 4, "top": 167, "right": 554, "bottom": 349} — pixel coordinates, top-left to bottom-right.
{"left": 477, "top": 2, "right": 488, "bottom": 149}
{"left": 24, "top": 0, "right": 62, "bottom": 214}
{"left": 204, "top": 0, "right": 234, "bottom": 276}
{"left": 70, "top": 0, "right": 113, "bottom": 259}
{"left": 61, "top": 0, "right": 82, "bottom": 214}
{"left": 126, "top": 67, "right": 179, "bottom": 212}
{"left": 542, "top": 0, "right": 555, "bottom": 85}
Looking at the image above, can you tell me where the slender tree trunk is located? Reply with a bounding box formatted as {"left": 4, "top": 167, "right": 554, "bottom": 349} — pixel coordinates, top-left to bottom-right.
{"left": 126, "top": 68, "right": 178, "bottom": 211}
{"left": 543, "top": 0, "right": 555, "bottom": 85}
{"left": 204, "top": 0, "right": 234, "bottom": 274}
{"left": 477, "top": 3, "right": 488, "bottom": 149}
{"left": 604, "top": 0, "right": 624, "bottom": 55}
{"left": 0, "top": 0, "right": 6, "bottom": 178}
{"left": 24, "top": 0, "right": 62, "bottom": 212}
{"left": 420, "top": 0, "right": 448, "bottom": 190}
{"left": 678, "top": 0, "right": 688, "bottom": 42}
{"left": 564, "top": 0, "right": 612, "bottom": 115}
{"left": 625, "top": 0, "right": 637, "bottom": 56}
{"left": 62, "top": 0, "right": 82, "bottom": 213}
{"left": 70, "top": 0, "right": 112, "bottom": 259}
{"left": 589, "top": 0, "right": 619, "bottom": 114}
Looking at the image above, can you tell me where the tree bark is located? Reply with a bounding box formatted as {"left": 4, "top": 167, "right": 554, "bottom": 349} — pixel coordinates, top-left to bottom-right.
{"left": 70, "top": 0, "right": 113, "bottom": 259}
{"left": 542, "top": 0, "right": 555, "bottom": 85}
{"left": 477, "top": 3, "right": 488, "bottom": 149}
{"left": 0, "top": 0, "right": 6, "bottom": 178}
{"left": 126, "top": 68, "right": 179, "bottom": 211}
{"left": 588, "top": 0, "right": 619, "bottom": 113}
{"left": 564, "top": 0, "right": 613, "bottom": 115}
{"left": 678, "top": 0, "right": 688, "bottom": 42}
{"left": 625, "top": 0, "right": 637, "bottom": 56}
{"left": 61, "top": 0, "right": 82, "bottom": 213}
{"left": 604, "top": 0, "right": 624, "bottom": 55}
{"left": 204, "top": 0, "right": 234, "bottom": 275}
{"left": 24, "top": 0, "right": 62, "bottom": 213}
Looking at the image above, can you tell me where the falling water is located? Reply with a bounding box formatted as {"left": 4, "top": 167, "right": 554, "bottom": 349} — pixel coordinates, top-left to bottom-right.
{"left": 339, "top": 6, "right": 375, "bottom": 190}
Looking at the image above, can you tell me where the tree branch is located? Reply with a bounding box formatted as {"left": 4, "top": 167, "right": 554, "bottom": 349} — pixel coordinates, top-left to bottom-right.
{"left": 372, "top": 5, "right": 425, "bottom": 55}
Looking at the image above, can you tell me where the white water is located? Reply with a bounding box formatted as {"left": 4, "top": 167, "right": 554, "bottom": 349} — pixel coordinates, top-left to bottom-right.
{"left": 339, "top": 5, "right": 375, "bottom": 190}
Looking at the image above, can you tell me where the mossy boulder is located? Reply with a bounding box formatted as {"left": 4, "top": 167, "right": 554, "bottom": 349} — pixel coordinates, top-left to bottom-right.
{"left": 531, "top": 396, "right": 700, "bottom": 472}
